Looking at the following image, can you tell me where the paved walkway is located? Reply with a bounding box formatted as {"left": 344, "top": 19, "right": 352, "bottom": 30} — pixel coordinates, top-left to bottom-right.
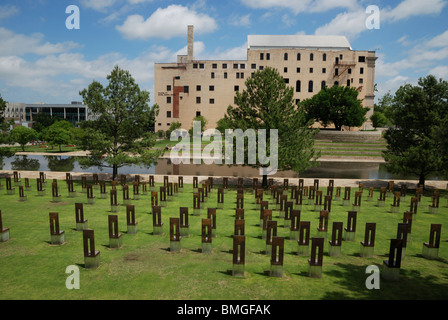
{"left": 4, "top": 151, "right": 445, "bottom": 189}
{"left": 1, "top": 169, "right": 446, "bottom": 189}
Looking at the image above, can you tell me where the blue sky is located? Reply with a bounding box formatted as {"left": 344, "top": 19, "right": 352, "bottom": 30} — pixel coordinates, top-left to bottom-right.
{"left": 0, "top": 0, "right": 447, "bottom": 105}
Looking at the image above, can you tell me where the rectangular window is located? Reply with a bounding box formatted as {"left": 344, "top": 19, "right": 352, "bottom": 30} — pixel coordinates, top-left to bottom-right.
{"left": 240, "top": 64, "right": 245, "bottom": 69}
{"left": 359, "top": 78, "right": 364, "bottom": 84}
{"left": 310, "top": 53, "right": 314, "bottom": 61}
{"left": 309, "top": 68, "right": 313, "bottom": 73}
{"left": 166, "top": 111, "right": 171, "bottom": 118}
{"left": 196, "top": 85, "right": 201, "bottom": 91}
{"left": 284, "top": 78, "right": 289, "bottom": 84}
{"left": 266, "top": 53, "right": 270, "bottom": 60}
{"left": 296, "top": 67, "right": 301, "bottom": 73}
{"left": 209, "top": 98, "right": 215, "bottom": 104}
{"left": 284, "top": 67, "right": 288, "bottom": 73}
{"left": 196, "top": 97, "right": 201, "bottom": 104}
{"left": 211, "top": 72, "right": 215, "bottom": 79}
{"left": 166, "top": 85, "right": 171, "bottom": 91}
{"left": 199, "top": 63, "right": 205, "bottom": 69}
{"left": 348, "top": 68, "right": 352, "bottom": 74}
{"left": 222, "top": 63, "right": 228, "bottom": 69}
{"left": 360, "top": 67, "right": 364, "bottom": 74}
{"left": 260, "top": 53, "right": 264, "bottom": 60}
{"left": 184, "top": 86, "right": 189, "bottom": 93}
{"left": 234, "top": 85, "right": 239, "bottom": 91}
{"left": 166, "top": 97, "right": 171, "bottom": 103}
{"left": 224, "top": 72, "right": 228, "bottom": 79}
{"left": 209, "top": 85, "right": 214, "bottom": 91}
{"left": 233, "top": 63, "right": 238, "bottom": 69}
{"left": 196, "top": 111, "right": 201, "bottom": 117}
{"left": 358, "top": 56, "right": 366, "bottom": 62}
{"left": 193, "top": 63, "right": 198, "bottom": 69}
{"left": 322, "top": 68, "right": 326, "bottom": 74}
{"left": 212, "top": 63, "right": 217, "bottom": 69}
{"left": 251, "top": 64, "right": 256, "bottom": 69}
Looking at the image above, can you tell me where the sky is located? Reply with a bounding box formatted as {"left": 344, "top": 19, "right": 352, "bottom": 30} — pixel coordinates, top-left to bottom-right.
{"left": 0, "top": 0, "right": 447, "bottom": 105}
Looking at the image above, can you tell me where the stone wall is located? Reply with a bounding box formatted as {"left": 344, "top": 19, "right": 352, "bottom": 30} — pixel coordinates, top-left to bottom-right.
{"left": 315, "top": 129, "right": 386, "bottom": 143}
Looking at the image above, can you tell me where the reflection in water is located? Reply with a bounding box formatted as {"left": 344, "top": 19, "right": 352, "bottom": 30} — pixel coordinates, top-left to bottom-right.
{"left": 45, "top": 156, "right": 75, "bottom": 172}
{"left": 11, "top": 156, "right": 40, "bottom": 171}
{"left": 0, "top": 155, "right": 445, "bottom": 180}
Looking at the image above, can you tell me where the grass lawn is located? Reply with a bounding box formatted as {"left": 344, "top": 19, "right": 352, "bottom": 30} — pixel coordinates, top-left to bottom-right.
{"left": 1, "top": 177, "right": 448, "bottom": 300}
{"left": 3, "top": 144, "right": 82, "bottom": 153}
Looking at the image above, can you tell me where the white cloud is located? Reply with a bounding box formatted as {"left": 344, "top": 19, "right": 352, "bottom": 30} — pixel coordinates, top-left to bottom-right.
{"left": 314, "top": 9, "right": 366, "bottom": 40}
{"left": 429, "top": 65, "right": 448, "bottom": 79}
{"left": 228, "top": 14, "right": 251, "bottom": 27}
{"left": 0, "top": 5, "right": 19, "bottom": 20}
{"left": 382, "top": 0, "right": 446, "bottom": 22}
{"left": 426, "top": 30, "right": 448, "bottom": 48}
{"left": 314, "top": 0, "right": 447, "bottom": 41}
{"left": 116, "top": 5, "right": 218, "bottom": 40}
{"left": 241, "top": 0, "right": 358, "bottom": 15}
{"left": 80, "top": 0, "right": 117, "bottom": 11}
{"left": 0, "top": 27, "right": 81, "bottom": 56}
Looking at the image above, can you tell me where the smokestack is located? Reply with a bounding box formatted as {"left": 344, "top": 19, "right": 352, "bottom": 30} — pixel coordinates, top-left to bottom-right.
{"left": 187, "top": 25, "right": 194, "bottom": 61}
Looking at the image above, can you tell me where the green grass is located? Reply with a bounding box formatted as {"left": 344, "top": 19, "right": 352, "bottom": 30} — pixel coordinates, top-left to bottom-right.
{"left": 1, "top": 178, "right": 448, "bottom": 300}
{"left": 3, "top": 145, "right": 82, "bottom": 153}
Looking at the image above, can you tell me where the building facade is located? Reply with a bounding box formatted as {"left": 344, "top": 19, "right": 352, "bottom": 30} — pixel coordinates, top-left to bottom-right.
{"left": 4, "top": 101, "right": 93, "bottom": 127}
{"left": 154, "top": 26, "right": 377, "bottom": 132}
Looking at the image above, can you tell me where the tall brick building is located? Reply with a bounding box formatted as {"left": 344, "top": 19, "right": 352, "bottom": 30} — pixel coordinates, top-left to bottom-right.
{"left": 154, "top": 26, "right": 377, "bottom": 132}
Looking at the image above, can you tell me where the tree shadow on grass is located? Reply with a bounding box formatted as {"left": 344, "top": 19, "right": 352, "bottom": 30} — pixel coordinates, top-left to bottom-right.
{"left": 319, "top": 262, "right": 448, "bottom": 300}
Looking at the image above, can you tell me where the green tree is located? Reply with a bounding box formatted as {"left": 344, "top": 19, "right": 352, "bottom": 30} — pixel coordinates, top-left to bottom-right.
{"left": 43, "top": 120, "right": 74, "bottom": 152}
{"left": 0, "top": 94, "right": 10, "bottom": 143}
{"left": 383, "top": 75, "right": 448, "bottom": 187}
{"left": 9, "top": 126, "right": 38, "bottom": 151}
{"left": 79, "top": 65, "right": 162, "bottom": 180}
{"left": 166, "top": 121, "right": 182, "bottom": 139}
{"left": 301, "top": 85, "right": 369, "bottom": 130}
{"left": 222, "top": 67, "right": 319, "bottom": 187}
{"left": 370, "top": 111, "right": 387, "bottom": 129}
{"left": 31, "top": 112, "right": 57, "bottom": 136}
{"left": 188, "top": 115, "right": 207, "bottom": 136}
{"left": 148, "top": 104, "right": 159, "bottom": 132}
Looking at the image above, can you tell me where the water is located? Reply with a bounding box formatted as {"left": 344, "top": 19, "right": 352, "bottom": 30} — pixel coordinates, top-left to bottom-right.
{"left": 1, "top": 155, "right": 445, "bottom": 181}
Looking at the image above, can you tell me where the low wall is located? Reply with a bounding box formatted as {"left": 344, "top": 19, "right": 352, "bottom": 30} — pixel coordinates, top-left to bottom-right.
{"left": 315, "top": 129, "right": 385, "bottom": 143}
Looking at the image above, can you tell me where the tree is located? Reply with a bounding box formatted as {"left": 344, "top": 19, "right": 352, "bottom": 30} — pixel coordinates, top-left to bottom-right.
{"left": 166, "top": 121, "right": 182, "bottom": 139}
{"left": 383, "top": 75, "right": 448, "bottom": 187}
{"left": 301, "top": 85, "right": 369, "bottom": 130}
{"left": 0, "top": 94, "right": 10, "bottom": 144}
{"left": 147, "top": 104, "right": 159, "bottom": 132}
{"left": 42, "top": 120, "right": 74, "bottom": 152}
{"left": 79, "top": 65, "right": 162, "bottom": 180}
{"left": 31, "top": 112, "right": 57, "bottom": 136}
{"left": 9, "top": 126, "right": 38, "bottom": 151}
{"left": 370, "top": 111, "right": 387, "bottom": 129}
{"left": 221, "top": 67, "right": 319, "bottom": 187}
{"left": 188, "top": 115, "right": 207, "bottom": 136}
